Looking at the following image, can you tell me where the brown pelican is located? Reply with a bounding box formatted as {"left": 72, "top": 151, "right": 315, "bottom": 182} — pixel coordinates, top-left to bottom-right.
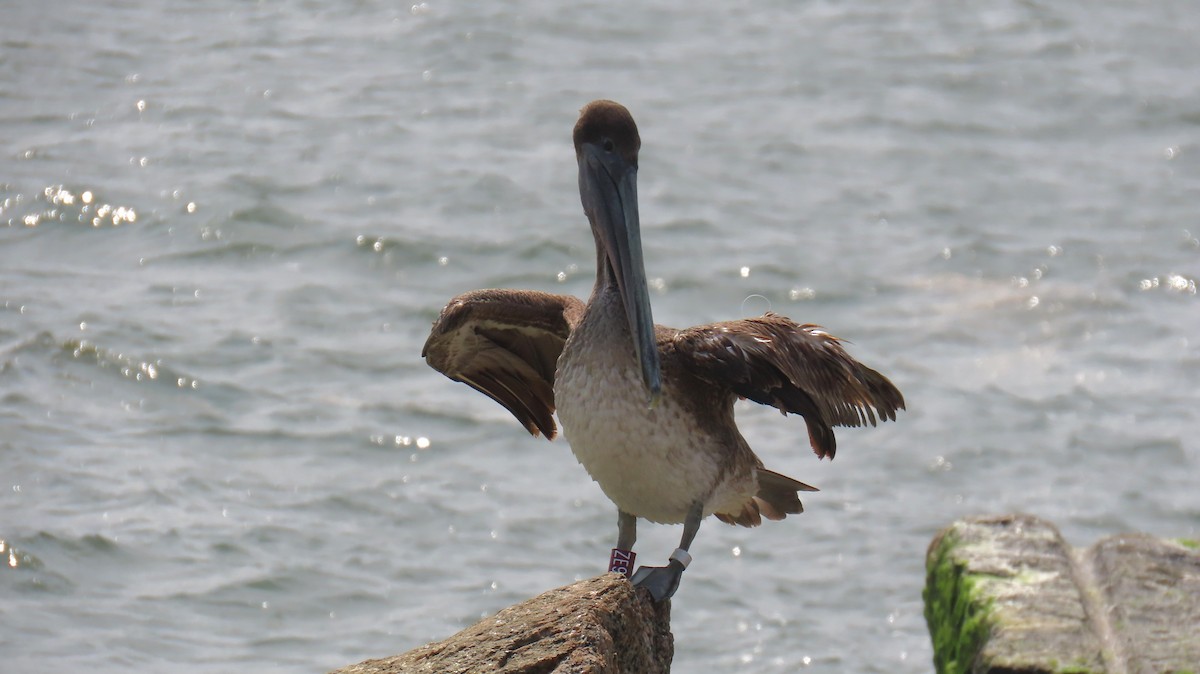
{"left": 422, "top": 100, "right": 904, "bottom": 600}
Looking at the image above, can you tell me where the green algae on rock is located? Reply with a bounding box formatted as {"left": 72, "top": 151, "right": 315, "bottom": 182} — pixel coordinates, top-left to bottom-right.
{"left": 925, "top": 514, "right": 1200, "bottom": 674}
{"left": 924, "top": 514, "right": 1106, "bottom": 674}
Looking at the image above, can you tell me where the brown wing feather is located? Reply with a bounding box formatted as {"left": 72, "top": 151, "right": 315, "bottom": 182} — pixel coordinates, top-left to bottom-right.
{"left": 670, "top": 312, "right": 905, "bottom": 459}
{"left": 422, "top": 289, "right": 584, "bottom": 439}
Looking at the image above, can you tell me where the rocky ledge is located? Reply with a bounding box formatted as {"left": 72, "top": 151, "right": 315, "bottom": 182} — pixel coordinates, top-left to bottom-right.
{"left": 330, "top": 573, "right": 673, "bottom": 674}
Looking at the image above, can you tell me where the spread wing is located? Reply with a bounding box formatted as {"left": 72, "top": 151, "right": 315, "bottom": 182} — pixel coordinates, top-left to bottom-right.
{"left": 421, "top": 288, "right": 585, "bottom": 439}
{"left": 669, "top": 312, "right": 905, "bottom": 459}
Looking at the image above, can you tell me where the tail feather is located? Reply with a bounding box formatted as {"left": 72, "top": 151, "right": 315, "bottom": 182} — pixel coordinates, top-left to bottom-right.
{"left": 716, "top": 468, "right": 818, "bottom": 528}
{"left": 754, "top": 496, "right": 785, "bottom": 521}
{"left": 715, "top": 504, "right": 762, "bottom": 527}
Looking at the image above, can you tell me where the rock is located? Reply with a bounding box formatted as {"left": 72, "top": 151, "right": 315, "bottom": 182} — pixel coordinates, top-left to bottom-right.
{"left": 924, "top": 514, "right": 1106, "bottom": 673}
{"left": 330, "top": 573, "right": 673, "bottom": 674}
{"left": 1090, "top": 533, "right": 1200, "bottom": 673}
{"left": 924, "top": 513, "right": 1200, "bottom": 674}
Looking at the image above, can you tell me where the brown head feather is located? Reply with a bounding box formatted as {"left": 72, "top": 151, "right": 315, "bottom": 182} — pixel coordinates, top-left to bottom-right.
{"left": 573, "top": 100, "right": 641, "bottom": 168}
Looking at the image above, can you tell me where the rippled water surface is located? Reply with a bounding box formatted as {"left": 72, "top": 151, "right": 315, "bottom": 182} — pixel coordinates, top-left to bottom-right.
{"left": 3, "top": 1, "right": 1198, "bottom": 672}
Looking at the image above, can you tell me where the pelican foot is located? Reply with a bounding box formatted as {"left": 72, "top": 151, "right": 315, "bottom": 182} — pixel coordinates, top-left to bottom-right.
{"left": 630, "top": 559, "right": 685, "bottom": 601}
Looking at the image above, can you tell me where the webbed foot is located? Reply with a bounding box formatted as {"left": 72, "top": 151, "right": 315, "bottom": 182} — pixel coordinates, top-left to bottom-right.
{"left": 630, "top": 560, "right": 685, "bottom": 601}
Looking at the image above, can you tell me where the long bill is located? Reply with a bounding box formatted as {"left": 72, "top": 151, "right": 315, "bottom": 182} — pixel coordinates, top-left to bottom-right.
{"left": 578, "top": 143, "right": 663, "bottom": 404}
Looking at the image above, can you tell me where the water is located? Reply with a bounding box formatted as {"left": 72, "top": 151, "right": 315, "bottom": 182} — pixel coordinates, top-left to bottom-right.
{"left": 2, "top": 1, "right": 1198, "bottom": 671}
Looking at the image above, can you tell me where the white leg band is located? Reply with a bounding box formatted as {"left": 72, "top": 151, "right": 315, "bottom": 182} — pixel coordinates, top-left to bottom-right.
{"left": 669, "top": 548, "right": 692, "bottom": 569}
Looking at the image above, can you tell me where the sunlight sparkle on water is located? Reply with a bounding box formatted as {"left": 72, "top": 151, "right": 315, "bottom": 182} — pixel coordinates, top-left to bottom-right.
{"left": 13, "top": 185, "right": 137, "bottom": 227}
{"left": 1140, "top": 274, "right": 1196, "bottom": 294}
{"left": 1164, "top": 274, "right": 1196, "bottom": 294}
{"left": 380, "top": 435, "right": 431, "bottom": 449}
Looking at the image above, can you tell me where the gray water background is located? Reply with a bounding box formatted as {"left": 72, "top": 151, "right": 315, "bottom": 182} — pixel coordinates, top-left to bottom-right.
{"left": 2, "top": 1, "right": 1198, "bottom": 672}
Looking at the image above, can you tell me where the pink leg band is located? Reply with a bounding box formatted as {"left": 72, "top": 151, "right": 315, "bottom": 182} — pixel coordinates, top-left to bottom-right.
{"left": 609, "top": 548, "right": 636, "bottom": 577}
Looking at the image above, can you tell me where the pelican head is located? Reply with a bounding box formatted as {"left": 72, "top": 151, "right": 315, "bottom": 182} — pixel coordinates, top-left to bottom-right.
{"left": 573, "top": 100, "right": 662, "bottom": 402}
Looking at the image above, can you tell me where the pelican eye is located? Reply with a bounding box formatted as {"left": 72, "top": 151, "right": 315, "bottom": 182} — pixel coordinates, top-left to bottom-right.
{"left": 602, "top": 138, "right": 615, "bottom": 152}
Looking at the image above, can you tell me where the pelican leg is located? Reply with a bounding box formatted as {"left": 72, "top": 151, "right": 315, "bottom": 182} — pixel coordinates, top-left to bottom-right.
{"left": 630, "top": 501, "right": 703, "bottom": 601}
{"left": 617, "top": 510, "right": 637, "bottom": 549}
{"left": 609, "top": 510, "right": 638, "bottom": 577}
